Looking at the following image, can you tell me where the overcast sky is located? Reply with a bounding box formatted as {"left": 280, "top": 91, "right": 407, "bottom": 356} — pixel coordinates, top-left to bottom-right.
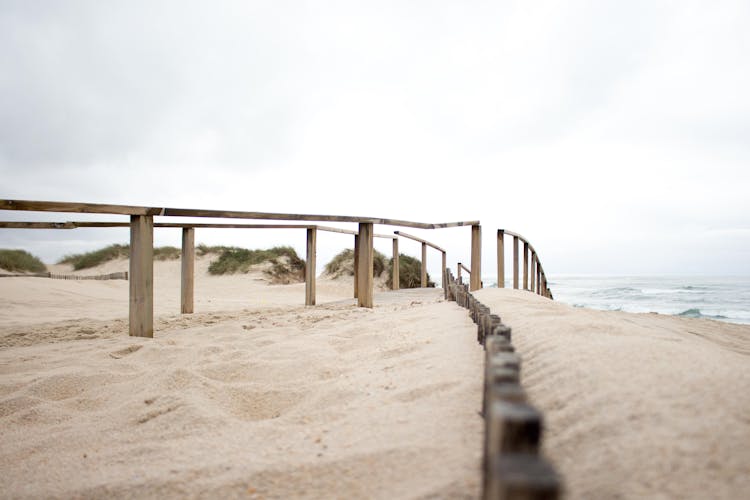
{"left": 1, "top": 0, "right": 749, "bottom": 277}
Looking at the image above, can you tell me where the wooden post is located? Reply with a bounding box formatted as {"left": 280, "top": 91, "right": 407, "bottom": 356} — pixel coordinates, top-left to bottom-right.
{"left": 441, "top": 251, "right": 447, "bottom": 294}
{"left": 457, "top": 262, "right": 462, "bottom": 283}
{"left": 523, "top": 241, "right": 529, "bottom": 291}
{"left": 497, "top": 230, "right": 505, "bottom": 289}
{"left": 180, "top": 227, "right": 194, "bottom": 314}
{"left": 530, "top": 252, "right": 536, "bottom": 295}
{"left": 537, "top": 265, "right": 541, "bottom": 295}
{"left": 513, "top": 236, "right": 519, "bottom": 290}
{"left": 470, "top": 224, "right": 482, "bottom": 291}
{"left": 129, "top": 215, "right": 153, "bottom": 338}
{"left": 305, "top": 227, "right": 317, "bottom": 306}
{"left": 484, "top": 454, "right": 560, "bottom": 500}
{"left": 421, "top": 242, "right": 427, "bottom": 288}
{"left": 353, "top": 234, "right": 359, "bottom": 299}
{"left": 392, "top": 237, "right": 399, "bottom": 291}
{"left": 357, "top": 222, "right": 374, "bottom": 308}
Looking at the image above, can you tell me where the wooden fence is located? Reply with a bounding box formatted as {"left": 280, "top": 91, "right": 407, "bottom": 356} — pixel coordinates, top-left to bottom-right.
{"left": 445, "top": 269, "right": 561, "bottom": 499}
{"left": 0, "top": 271, "right": 128, "bottom": 280}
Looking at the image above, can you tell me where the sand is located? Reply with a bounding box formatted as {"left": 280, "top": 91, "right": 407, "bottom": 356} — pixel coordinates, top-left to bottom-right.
{"left": 2, "top": 263, "right": 749, "bottom": 499}
{"left": 0, "top": 261, "right": 484, "bottom": 499}
{"left": 475, "top": 288, "right": 750, "bottom": 500}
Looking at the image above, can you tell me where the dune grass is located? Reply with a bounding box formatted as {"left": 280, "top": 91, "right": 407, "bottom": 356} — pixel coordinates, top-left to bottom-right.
{"left": 324, "top": 249, "right": 430, "bottom": 288}
{"left": 386, "top": 253, "right": 434, "bottom": 289}
{"left": 59, "top": 244, "right": 181, "bottom": 270}
{"left": 324, "top": 249, "right": 387, "bottom": 278}
{"left": 207, "top": 246, "right": 305, "bottom": 283}
{"left": 0, "top": 249, "right": 47, "bottom": 273}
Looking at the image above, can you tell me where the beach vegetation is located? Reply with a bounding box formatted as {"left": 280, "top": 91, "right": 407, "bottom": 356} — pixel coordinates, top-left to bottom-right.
{"left": 59, "top": 244, "right": 182, "bottom": 270}
{"left": 324, "top": 248, "right": 387, "bottom": 278}
{"left": 0, "top": 249, "right": 47, "bottom": 273}
{"left": 207, "top": 246, "right": 305, "bottom": 283}
{"left": 386, "top": 253, "right": 434, "bottom": 289}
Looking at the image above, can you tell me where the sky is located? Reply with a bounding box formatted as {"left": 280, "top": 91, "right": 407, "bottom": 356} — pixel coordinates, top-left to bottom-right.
{"left": 1, "top": 0, "right": 749, "bottom": 278}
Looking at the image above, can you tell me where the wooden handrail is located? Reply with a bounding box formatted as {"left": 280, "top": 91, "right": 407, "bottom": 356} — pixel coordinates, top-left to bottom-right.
{"left": 393, "top": 231, "right": 446, "bottom": 252}
{"left": 0, "top": 199, "right": 479, "bottom": 229}
{"left": 393, "top": 231, "right": 447, "bottom": 288}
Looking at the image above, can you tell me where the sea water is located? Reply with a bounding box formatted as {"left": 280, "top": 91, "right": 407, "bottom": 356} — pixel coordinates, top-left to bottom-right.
{"left": 480, "top": 275, "right": 750, "bottom": 325}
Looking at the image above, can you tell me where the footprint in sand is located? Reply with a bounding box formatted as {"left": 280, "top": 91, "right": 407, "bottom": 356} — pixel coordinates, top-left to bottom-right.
{"left": 109, "top": 344, "right": 143, "bottom": 359}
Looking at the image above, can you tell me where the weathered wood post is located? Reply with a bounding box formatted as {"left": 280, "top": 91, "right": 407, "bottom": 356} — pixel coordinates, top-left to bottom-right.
{"left": 392, "top": 236, "right": 399, "bottom": 291}
{"left": 441, "top": 251, "right": 447, "bottom": 296}
{"left": 470, "top": 224, "right": 482, "bottom": 291}
{"left": 129, "top": 215, "right": 153, "bottom": 338}
{"left": 353, "top": 234, "right": 359, "bottom": 299}
{"left": 497, "top": 229, "right": 505, "bottom": 289}
{"left": 180, "top": 227, "right": 195, "bottom": 314}
{"left": 305, "top": 227, "right": 317, "bottom": 306}
{"left": 357, "top": 222, "right": 374, "bottom": 308}
{"left": 530, "top": 252, "right": 536, "bottom": 295}
{"left": 421, "top": 242, "right": 427, "bottom": 288}
{"left": 523, "top": 241, "right": 529, "bottom": 291}
{"left": 457, "top": 262, "right": 462, "bottom": 284}
{"left": 513, "top": 236, "right": 519, "bottom": 289}
{"left": 536, "top": 264, "right": 542, "bottom": 295}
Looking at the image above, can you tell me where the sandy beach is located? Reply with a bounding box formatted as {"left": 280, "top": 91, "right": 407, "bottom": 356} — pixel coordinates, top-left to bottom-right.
{"left": 0, "top": 261, "right": 484, "bottom": 499}
{"left": 1, "top": 261, "right": 749, "bottom": 499}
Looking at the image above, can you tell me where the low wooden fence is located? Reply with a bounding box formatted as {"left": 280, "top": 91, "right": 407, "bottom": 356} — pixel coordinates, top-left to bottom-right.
{"left": 0, "top": 271, "right": 128, "bottom": 280}
{"left": 445, "top": 269, "right": 561, "bottom": 499}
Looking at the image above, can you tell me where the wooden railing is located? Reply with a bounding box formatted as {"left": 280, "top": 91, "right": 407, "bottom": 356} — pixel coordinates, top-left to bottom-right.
{"left": 393, "top": 231, "right": 446, "bottom": 290}
{"left": 497, "top": 230, "right": 553, "bottom": 299}
{"left": 0, "top": 200, "right": 481, "bottom": 337}
{"left": 1, "top": 201, "right": 554, "bottom": 339}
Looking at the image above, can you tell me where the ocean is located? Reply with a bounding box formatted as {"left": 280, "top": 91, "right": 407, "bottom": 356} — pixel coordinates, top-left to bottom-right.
{"left": 480, "top": 275, "right": 750, "bottom": 325}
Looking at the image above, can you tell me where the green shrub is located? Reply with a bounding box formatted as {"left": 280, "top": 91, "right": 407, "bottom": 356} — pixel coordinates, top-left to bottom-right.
{"left": 0, "top": 249, "right": 47, "bottom": 273}
{"left": 324, "top": 248, "right": 387, "bottom": 278}
{"left": 208, "top": 246, "right": 305, "bottom": 283}
{"left": 386, "top": 253, "right": 434, "bottom": 289}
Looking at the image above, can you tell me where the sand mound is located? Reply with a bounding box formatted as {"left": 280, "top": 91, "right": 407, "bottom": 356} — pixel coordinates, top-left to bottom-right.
{"left": 475, "top": 288, "right": 750, "bottom": 500}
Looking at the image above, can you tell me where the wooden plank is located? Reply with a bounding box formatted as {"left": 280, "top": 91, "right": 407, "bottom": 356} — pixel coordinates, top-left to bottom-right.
{"left": 353, "top": 235, "right": 359, "bottom": 299}
{"left": 357, "top": 223, "right": 374, "bottom": 308}
{"left": 393, "top": 230, "right": 446, "bottom": 252}
{"left": 523, "top": 241, "right": 529, "bottom": 291}
{"left": 305, "top": 227, "right": 317, "bottom": 306}
{"left": 513, "top": 236, "right": 519, "bottom": 290}
{"left": 0, "top": 221, "right": 76, "bottom": 229}
{"left": 129, "top": 215, "right": 153, "bottom": 338}
{"left": 0, "top": 199, "right": 479, "bottom": 229}
{"left": 181, "top": 228, "right": 195, "bottom": 314}
{"left": 497, "top": 229, "right": 505, "bottom": 289}
{"left": 470, "top": 224, "right": 482, "bottom": 291}
{"left": 530, "top": 252, "right": 536, "bottom": 293}
{"left": 421, "top": 242, "right": 427, "bottom": 287}
{"left": 1, "top": 199, "right": 159, "bottom": 216}
{"left": 392, "top": 237, "right": 399, "bottom": 290}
